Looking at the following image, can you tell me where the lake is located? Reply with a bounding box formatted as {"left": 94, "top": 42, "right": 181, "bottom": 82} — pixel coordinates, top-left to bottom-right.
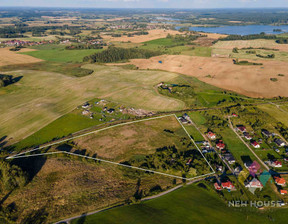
{"left": 176, "top": 25, "right": 288, "bottom": 35}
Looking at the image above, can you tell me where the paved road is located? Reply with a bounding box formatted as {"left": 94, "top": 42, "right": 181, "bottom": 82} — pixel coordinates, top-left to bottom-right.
{"left": 228, "top": 116, "right": 270, "bottom": 171}
{"left": 55, "top": 175, "right": 214, "bottom": 224}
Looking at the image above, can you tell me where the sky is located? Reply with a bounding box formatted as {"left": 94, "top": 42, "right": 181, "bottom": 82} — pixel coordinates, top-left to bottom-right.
{"left": 0, "top": 0, "right": 288, "bottom": 8}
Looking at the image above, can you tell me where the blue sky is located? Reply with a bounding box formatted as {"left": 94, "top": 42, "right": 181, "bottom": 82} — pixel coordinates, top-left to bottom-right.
{"left": 0, "top": 0, "right": 288, "bottom": 8}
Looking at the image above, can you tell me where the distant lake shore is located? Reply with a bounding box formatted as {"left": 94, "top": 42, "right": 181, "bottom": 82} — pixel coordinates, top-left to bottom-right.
{"left": 176, "top": 25, "right": 288, "bottom": 35}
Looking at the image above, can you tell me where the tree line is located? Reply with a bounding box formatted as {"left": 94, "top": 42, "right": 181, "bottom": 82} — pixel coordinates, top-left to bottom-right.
{"left": 83, "top": 47, "right": 162, "bottom": 63}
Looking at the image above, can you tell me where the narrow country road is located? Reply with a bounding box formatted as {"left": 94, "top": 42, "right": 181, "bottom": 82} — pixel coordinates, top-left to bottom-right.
{"left": 54, "top": 175, "right": 214, "bottom": 224}
{"left": 227, "top": 116, "right": 270, "bottom": 171}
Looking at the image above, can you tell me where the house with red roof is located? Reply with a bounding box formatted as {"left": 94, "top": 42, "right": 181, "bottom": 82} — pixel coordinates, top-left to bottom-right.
{"left": 216, "top": 140, "right": 225, "bottom": 150}
{"left": 214, "top": 182, "right": 222, "bottom": 191}
{"left": 221, "top": 181, "right": 236, "bottom": 190}
{"left": 251, "top": 140, "right": 260, "bottom": 149}
{"left": 232, "top": 113, "right": 238, "bottom": 117}
{"left": 236, "top": 125, "right": 246, "bottom": 133}
{"left": 272, "top": 161, "right": 282, "bottom": 168}
{"left": 244, "top": 132, "right": 252, "bottom": 140}
{"left": 207, "top": 131, "right": 216, "bottom": 140}
{"left": 275, "top": 177, "right": 286, "bottom": 186}
{"left": 280, "top": 190, "right": 287, "bottom": 195}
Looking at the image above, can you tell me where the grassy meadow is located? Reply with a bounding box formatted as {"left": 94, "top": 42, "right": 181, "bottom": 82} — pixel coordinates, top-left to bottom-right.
{"left": 4, "top": 156, "right": 180, "bottom": 223}
{"left": 71, "top": 184, "right": 288, "bottom": 224}
{"left": 257, "top": 104, "right": 288, "bottom": 127}
{"left": 0, "top": 65, "right": 185, "bottom": 146}
{"left": 21, "top": 44, "right": 103, "bottom": 63}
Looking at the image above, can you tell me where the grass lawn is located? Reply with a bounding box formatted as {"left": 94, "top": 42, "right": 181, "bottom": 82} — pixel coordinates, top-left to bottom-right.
{"left": 182, "top": 46, "right": 212, "bottom": 57}
{"left": 71, "top": 184, "right": 288, "bottom": 224}
{"left": 183, "top": 125, "right": 205, "bottom": 142}
{"left": 21, "top": 45, "right": 103, "bottom": 63}
{"left": 0, "top": 65, "right": 185, "bottom": 145}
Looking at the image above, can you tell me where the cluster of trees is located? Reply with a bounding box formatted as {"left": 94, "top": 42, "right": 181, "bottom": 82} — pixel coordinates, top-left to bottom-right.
{"left": 0, "top": 25, "right": 83, "bottom": 38}
{"left": 167, "top": 33, "right": 199, "bottom": 44}
{"left": 65, "top": 43, "right": 105, "bottom": 50}
{"left": 256, "top": 53, "right": 275, "bottom": 58}
{"left": 83, "top": 47, "right": 162, "bottom": 63}
{"left": 0, "top": 160, "right": 28, "bottom": 193}
{"left": 127, "top": 31, "right": 149, "bottom": 37}
{"left": 233, "top": 59, "right": 263, "bottom": 66}
{"left": 220, "top": 33, "right": 277, "bottom": 41}
{"left": 0, "top": 74, "right": 14, "bottom": 87}
{"left": 128, "top": 144, "right": 209, "bottom": 176}
{"left": 276, "top": 39, "right": 288, "bottom": 44}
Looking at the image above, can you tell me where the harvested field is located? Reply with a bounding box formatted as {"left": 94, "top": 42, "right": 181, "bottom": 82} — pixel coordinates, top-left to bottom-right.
{"left": 128, "top": 55, "right": 288, "bottom": 98}
{"left": 101, "top": 29, "right": 181, "bottom": 43}
{"left": 3, "top": 157, "right": 178, "bottom": 223}
{"left": 0, "top": 48, "right": 42, "bottom": 66}
{"left": 214, "top": 39, "right": 288, "bottom": 52}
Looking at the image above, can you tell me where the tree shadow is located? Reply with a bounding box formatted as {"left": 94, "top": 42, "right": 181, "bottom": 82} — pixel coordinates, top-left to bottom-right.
{"left": 56, "top": 144, "right": 73, "bottom": 152}
{"left": 0, "top": 135, "right": 7, "bottom": 148}
{"left": 76, "top": 213, "right": 87, "bottom": 224}
{"left": 11, "top": 156, "right": 47, "bottom": 182}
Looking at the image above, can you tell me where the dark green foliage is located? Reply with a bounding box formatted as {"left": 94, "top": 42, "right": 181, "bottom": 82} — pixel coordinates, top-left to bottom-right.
{"left": 0, "top": 74, "right": 14, "bottom": 87}
{"left": 83, "top": 47, "right": 162, "bottom": 63}
{"left": 220, "top": 33, "right": 277, "bottom": 41}
{"left": 233, "top": 59, "right": 263, "bottom": 66}
{"left": 65, "top": 44, "right": 105, "bottom": 50}
{"left": 276, "top": 39, "right": 288, "bottom": 44}
{"left": 270, "top": 78, "right": 278, "bottom": 82}
{"left": 0, "top": 160, "right": 28, "bottom": 192}
{"left": 256, "top": 53, "right": 275, "bottom": 58}
{"left": 232, "top": 47, "right": 239, "bottom": 53}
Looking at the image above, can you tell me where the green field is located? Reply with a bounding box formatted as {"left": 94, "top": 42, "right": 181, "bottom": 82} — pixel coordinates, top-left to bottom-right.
{"left": 21, "top": 44, "right": 103, "bottom": 63}
{"left": 258, "top": 104, "right": 288, "bottom": 127}
{"left": 71, "top": 184, "right": 288, "bottom": 224}
{"left": 0, "top": 65, "right": 185, "bottom": 145}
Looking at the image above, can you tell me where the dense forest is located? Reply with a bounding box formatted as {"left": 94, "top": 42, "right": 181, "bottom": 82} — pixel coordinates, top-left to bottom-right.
{"left": 83, "top": 47, "right": 162, "bottom": 63}
{"left": 65, "top": 44, "right": 105, "bottom": 50}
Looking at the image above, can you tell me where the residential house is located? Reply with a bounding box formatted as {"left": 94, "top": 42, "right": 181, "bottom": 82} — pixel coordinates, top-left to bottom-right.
{"left": 275, "top": 177, "right": 286, "bottom": 186}
{"left": 244, "top": 132, "right": 252, "bottom": 140}
{"left": 280, "top": 190, "right": 287, "bottom": 195}
{"left": 216, "top": 141, "right": 225, "bottom": 150}
{"left": 223, "top": 153, "right": 236, "bottom": 164}
{"left": 251, "top": 140, "right": 260, "bottom": 149}
{"left": 232, "top": 113, "right": 238, "bottom": 117}
{"left": 207, "top": 131, "right": 216, "bottom": 140}
{"left": 275, "top": 138, "right": 286, "bottom": 147}
{"left": 272, "top": 161, "right": 283, "bottom": 168}
{"left": 214, "top": 182, "right": 222, "bottom": 191}
{"left": 236, "top": 125, "right": 246, "bottom": 133}
{"left": 107, "top": 108, "right": 115, "bottom": 114}
{"left": 262, "top": 129, "right": 272, "bottom": 138}
{"left": 82, "top": 102, "right": 90, "bottom": 109}
{"left": 221, "top": 181, "right": 236, "bottom": 190}
{"left": 245, "top": 177, "right": 263, "bottom": 190}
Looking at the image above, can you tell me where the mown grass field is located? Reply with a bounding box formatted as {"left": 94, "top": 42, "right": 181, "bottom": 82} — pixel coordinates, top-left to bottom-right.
{"left": 21, "top": 44, "right": 103, "bottom": 63}
{"left": 71, "top": 184, "right": 288, "bottom": 224}
{"left": 257, "top": 104, "right": 288, "bottom": 127}
{"left": 0, "top": 65, "right": 185, "bottom": 145}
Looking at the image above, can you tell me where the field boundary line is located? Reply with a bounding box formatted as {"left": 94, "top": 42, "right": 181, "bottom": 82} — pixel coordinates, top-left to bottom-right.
{"left": 7, "top": 113, "right": 215, "bottom": 180}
